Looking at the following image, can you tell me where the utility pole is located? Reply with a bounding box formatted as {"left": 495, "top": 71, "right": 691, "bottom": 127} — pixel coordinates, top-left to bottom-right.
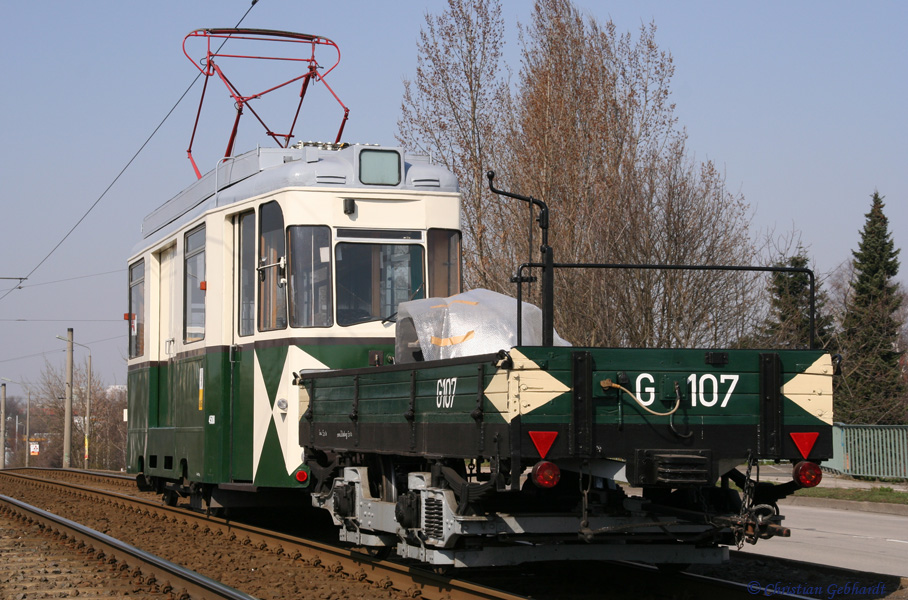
{"left": 25, "top": 390, "right": 30, "bottom": 468}
{"left": 57, "top": 334, "right": 91, "bottom": 469}
{"left": 1, "top": 383, "right": 6, "bottom": 469}
{"left": 64, "top": 327, "right": 73, "bottom": 468}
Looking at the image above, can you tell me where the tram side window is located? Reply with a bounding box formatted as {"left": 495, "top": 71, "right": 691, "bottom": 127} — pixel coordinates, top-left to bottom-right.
{"left": 238, "top": 211, "right": 255, "bottom": 336}
{"left": 184, "top": 225, "right": 206, "bottom": 343}
{"left": 288, "top": 226, "right": 333, "bottom": 327}
{"left": 428, "top": 229, "right": 462, "bottom": 298}
{"left": 128, "top": 260, "right": 145, "bottom": 358}
{"left": 259, "top": 201, "right": 287, "bottom": 331}
{"left": 335, "top": 243, "right": 424, "bottom": 326}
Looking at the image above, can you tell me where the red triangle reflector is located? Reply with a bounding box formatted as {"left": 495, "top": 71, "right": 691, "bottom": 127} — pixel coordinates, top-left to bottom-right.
{"left": 790, "top": 431, "right": 819, "bottom": 459}
{"left": 529, "top": 431, "right": 558, "bottom": 459}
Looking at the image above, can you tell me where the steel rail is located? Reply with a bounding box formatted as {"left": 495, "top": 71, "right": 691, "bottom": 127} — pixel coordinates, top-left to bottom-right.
{"left": 0, "top": 471, "right": 529, "bottom": 600}
{"left": 0, "top": 493, "right": 257, "bottom": 600}
{"left": 10, "top": 466, "right": 137, "bottom": 486}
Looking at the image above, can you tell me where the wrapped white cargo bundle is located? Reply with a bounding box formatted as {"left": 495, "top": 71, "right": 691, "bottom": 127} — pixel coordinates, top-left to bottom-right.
{"left": 395, "top": 288, "right": 569, "bottom": 363}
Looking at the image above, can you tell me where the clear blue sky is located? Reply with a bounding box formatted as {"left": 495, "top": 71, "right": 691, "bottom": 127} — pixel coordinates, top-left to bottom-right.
{"left": 1, "top": 0, "right": 905, "bottom": 393}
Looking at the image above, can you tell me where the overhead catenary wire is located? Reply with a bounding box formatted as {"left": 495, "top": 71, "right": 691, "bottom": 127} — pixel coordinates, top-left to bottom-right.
{"left": 0, "top": 1, "right": 260, "bottom": 305}
{"left": 0, "top": 319, "right": 121, "bottom": 323}
{"left": 0, "top": 335, "right": 122, "bottom": 366}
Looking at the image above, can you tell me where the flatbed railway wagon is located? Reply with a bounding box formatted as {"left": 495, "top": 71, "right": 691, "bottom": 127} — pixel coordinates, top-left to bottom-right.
{"left": 126, "top": 29, "right": 834, "bottom": 568}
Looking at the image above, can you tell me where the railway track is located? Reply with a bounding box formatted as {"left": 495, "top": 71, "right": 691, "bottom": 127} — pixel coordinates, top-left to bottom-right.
{"left": 1, "top": 469, "right": 904, "bottom": 600}
{"left": 0, "top": 469, "right": 528, "bottom": 600}
{"left": 0, "top": 494, "right": 256, "bottom": 599}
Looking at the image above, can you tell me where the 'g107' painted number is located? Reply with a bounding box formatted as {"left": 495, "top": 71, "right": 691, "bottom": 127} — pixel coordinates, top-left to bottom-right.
{"left": 437, "top": 377, "right": 457, "bottom": 408}
{"left": 687, "top": 373, "right": 739, "bottom": 407}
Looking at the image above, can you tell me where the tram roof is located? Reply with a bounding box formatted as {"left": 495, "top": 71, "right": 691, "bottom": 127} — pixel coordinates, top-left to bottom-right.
{"left": 137, "top": 143, "right": 458, "bottom": 252}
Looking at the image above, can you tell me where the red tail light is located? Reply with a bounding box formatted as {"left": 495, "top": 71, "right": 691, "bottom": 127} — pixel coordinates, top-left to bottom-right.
{"left": 531, "top": 461, "right": 561, "bottom": 489}
{"left": 295, "top": 469, "right": 310, "bottom": 484}
{"left": 793, "top": 461, "right": 822, "bottom": 488}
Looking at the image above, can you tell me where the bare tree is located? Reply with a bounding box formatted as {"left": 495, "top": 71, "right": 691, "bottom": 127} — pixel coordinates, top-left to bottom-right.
{"left": 90, "top": 385, "right": 127, "bottom": 471}
{"left": 400, "top": 0, "right": 761, "bottom": 348}
{"left": 31, "top": 359, "right": 126, "bottom": 470}
{"left": 2, "top": 394, "right": 30, "bottom": 467}
{"left": 398, "top": 0, "right": 512, "bottom": 293}
{"left": 505, "top": 0, "right": 759, "bottom": 347}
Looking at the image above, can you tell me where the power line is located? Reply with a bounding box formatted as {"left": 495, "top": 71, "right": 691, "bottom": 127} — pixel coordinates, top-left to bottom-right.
{"left": 0, "top": 335, "right": 123, "bottom": 365}
{"left": 0, "top": 269, "right": 125, "bottom": 294}
{"left": 0, "top": 349, "right": 60, "bottom": 365}
{"left": 0, "top": 319, "right": 122, "bottom": 323}
{"left": 0, "top": 1, "right": 260, "bottom": 305}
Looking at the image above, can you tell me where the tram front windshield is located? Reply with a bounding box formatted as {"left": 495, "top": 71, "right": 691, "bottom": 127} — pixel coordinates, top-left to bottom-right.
{"left": 335, "top": 243, "right": 425, "bottom": 326}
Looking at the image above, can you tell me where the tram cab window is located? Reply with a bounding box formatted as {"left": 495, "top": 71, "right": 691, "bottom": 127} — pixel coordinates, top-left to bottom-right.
{"left": 128, "top": 260, "right": 145, "bottom": 358}
{"left": 288, "top": 226, "right": 333, "bottom": 327}
{"left": 259, "top": 201, "right": 287, "bottom": 331}
{"left": 428, "top": 229, "right": 462, "bottom": 297}
{"left": 335, "top": 243, "right": 424, "bottom": 326}
{"left": 183, "top": 225, "right": 206, "bottom": 343}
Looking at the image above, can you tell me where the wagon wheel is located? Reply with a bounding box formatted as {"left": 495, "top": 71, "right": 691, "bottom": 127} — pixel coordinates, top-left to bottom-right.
{"left": 368, "top": 454, "right": 398, "bottom": 503}
{"left": 357, "top": 455, "right": 397, "bottom": 561}
{"left": 163, "top": 489, "right": 179, "bottom": 507}
{"left": 362, "top": 546, "right": 393, "bottom": 561}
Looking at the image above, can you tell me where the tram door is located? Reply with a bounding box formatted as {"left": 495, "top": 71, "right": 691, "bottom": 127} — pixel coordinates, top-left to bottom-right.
{"left": 229, "top": 211, "right": 256, "bottom": 481}
{"left": 156, "top": 244, "right": 177, "bottom": 427}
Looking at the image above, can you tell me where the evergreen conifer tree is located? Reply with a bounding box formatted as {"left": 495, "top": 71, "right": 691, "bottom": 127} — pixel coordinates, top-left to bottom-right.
{"left": 837, "top": 192, "right": 906, "bottom": 423}
{"left": 758, "top": 250, "right": 833, "bottom": 349}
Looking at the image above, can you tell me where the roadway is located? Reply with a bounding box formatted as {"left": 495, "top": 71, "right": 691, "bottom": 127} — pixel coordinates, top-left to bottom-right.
{"left": 740, "top": 503, "right": 908, "bottom": 577}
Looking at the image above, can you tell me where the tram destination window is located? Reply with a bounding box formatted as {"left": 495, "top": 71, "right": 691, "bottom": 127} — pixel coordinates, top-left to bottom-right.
{"left": 358, "top": 149, "right": 401, "bottom": 186}
{"left": 335, "top": 243, "right": 424, "bottom": 326}
{"left": 128, "top": 260, "right": 145, "bottom": 358}
{"left": 337, "top": 228, "right": 421, "bottom": 240}
{"left": 183, "top": 225, "right": 206, "bottom": 343}
{"left": 288, "top": 226, "right": 333, "bottom": 328}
